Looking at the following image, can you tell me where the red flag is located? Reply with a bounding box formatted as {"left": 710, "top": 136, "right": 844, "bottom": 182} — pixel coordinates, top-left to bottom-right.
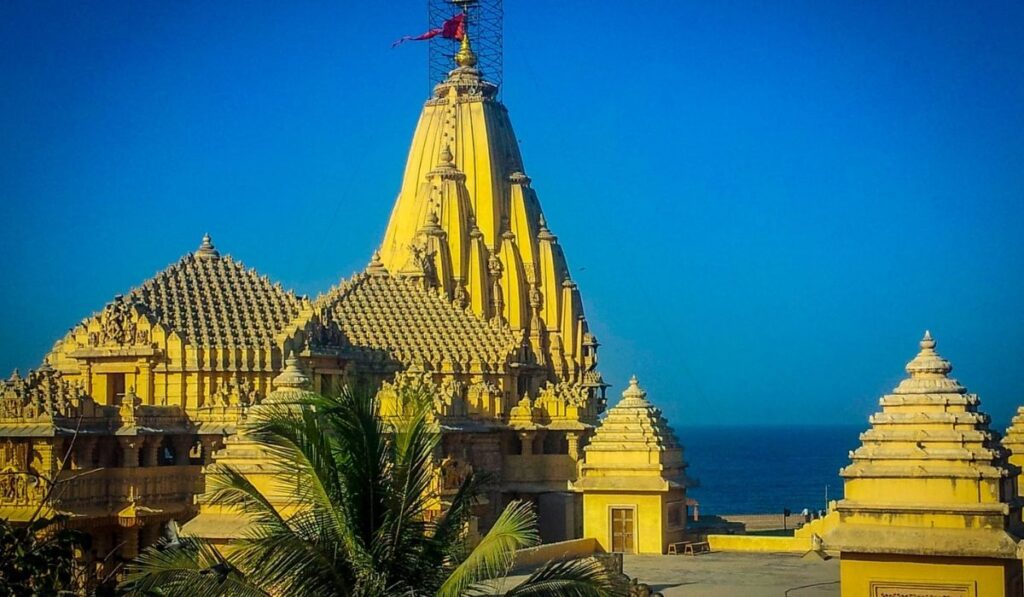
{"left": 392, "top": 13, "right": 465, "bottom": 47}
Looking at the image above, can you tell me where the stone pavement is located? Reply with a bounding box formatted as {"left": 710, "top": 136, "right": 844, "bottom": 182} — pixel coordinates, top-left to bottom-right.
{"left": 623, "top": 552, "right": 839, "bottom": 596}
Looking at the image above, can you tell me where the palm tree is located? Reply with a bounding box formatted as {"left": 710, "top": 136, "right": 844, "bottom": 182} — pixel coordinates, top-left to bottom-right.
{"left": 122, "top": 384, "right": 616, "bottom": 596}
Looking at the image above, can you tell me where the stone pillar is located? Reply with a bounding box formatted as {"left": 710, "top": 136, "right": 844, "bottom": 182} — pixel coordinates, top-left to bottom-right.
{"left": 120, "top": 526, "right": 139, "bottom": 561}
{"left": 74, "top": 437, "right": 98, "bottom": 469}
{"left": 567, "top": 432, "right": 581, "bottom": 461}
{"left": 118, "top": 437, "right": 140, "bottom": 468}
{"left": 142, "top": 437, "right": 160, "bottom": 467}
{"left": 172, "top": 436, "right": 194, "bottom": 466}
{"left": 518, "top": 432, "right": 534, "bottom": 456}
{"left": 136, "top": 362, "right": 153, "bottom": 405}
{"left": 80, "top": 362, "right": 92, "bottom": 396}
{"left": 198, "top": 436, "right": 220, "bottom": 465}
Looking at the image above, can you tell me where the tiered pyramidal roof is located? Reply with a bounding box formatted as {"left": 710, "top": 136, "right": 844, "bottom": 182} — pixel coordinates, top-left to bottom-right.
{"left": 826, "top": 331, "right": 1022, "bottom": 558}
{"left": 315, "top": 253, "right": 523, "bottom": 372}
{"left": 377, "top": 35, "right": 597, "bottom": 384}
{"left": 1002, "top": 405, "right": 1024, "bottom": 479}
{"left": 90, "top": 235, "right": 302, "bottom": 348}
{"left": 572, "top": 376, "right": 687, "bottom": 492}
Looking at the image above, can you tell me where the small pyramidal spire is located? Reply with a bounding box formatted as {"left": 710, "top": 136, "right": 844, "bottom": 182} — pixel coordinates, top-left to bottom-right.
{"left": 455, "top": 32, "right": 478, "bottom": 68}
{"left": 621, "top": 374, "right": 650, "bottom": 405}
{"left": 469, "top": 215, "right": 483, "bottom": 238}
{"left": 196, "top": 233, "right": 220, "bottom": 259}
{"left": 421, "top": 210, "right": 443, "bottom": 235}
{"left": 537, "top": 213, "right": 555, "bottom": 241}
{"left": 906, "top": 329, "right": 952, "bottom": 378}
{"left": 439, "top": 145, "right": 454, "bottom": 167}
{"left": 367, "top": 250, "right": 389, "bottom": 276}
{"left": 272, "top": 353, "right": 311, "bottom": 391}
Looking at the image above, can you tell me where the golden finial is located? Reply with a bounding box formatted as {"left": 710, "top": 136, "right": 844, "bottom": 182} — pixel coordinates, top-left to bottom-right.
{"left": 196, "top": 233, "right": 220, "bottom": 260}
{"left": 455, "top": 33, "right": 477, "bottom": 68}
{"left": 906, "top": 329, "right": 951, "bottom": 378}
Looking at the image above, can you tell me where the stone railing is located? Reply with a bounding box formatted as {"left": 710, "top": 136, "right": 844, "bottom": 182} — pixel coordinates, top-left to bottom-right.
{"left": 49, "top": 465, "right": 204, "bottom": 514}
{"left": 503, "top": 454, "right": 577, "bottom": 483}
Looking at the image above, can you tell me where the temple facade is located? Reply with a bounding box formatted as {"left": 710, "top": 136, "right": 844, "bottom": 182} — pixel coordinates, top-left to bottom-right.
{"left": 0, "top": 30, "right": 634, "bottom": 580}
{"left": 572, "top": 376, "right": 688, "bottom": 554}
{"left": 824, "top": 332, "right": 1024, "bottom": 596}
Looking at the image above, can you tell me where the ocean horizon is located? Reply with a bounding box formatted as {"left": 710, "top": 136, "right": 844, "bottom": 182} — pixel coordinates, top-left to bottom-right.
{"left": 677, "top": 424, "right": 864, "bottom": 516}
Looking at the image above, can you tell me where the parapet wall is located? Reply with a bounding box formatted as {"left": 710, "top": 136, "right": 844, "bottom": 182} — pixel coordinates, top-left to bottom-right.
{"left": 514, "top": 537, "right": 600, "bottom": 568}
{"left": 707, "top": 534, "right": 811, "bottom": 553}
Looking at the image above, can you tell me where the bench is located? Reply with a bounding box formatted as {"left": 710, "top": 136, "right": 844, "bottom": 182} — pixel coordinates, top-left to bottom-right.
{"left": 667, "top": 541, "right": 691, "bottom": 555}
{"left": 684, "top": 541, "right": 710, "bottom": 556}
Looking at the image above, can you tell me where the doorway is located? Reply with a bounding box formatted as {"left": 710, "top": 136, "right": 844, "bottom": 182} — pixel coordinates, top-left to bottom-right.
{"left": 610, "top": 507, "right": 635, "bottom": 553}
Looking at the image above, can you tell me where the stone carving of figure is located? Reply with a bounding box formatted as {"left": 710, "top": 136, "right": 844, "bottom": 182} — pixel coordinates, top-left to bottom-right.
{"left": 13, "top": 474, "right": 26, "bottom": 501}
{"left": 216, "top": 381, "right": 232, "bottom": 407}
{"left": 0, "top": 475, "right": 13, "bottom": 501}
{"left": 439, "top": 456, "right": 472, "bottom": 492}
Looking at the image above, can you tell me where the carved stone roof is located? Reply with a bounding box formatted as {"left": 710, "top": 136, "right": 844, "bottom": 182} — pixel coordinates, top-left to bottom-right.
{"left": 315, "top": 268, "right": 523, "bottom": 371}
{"left": 825, "top": 331, "right": 1021, "bottom": 558}
{"left": 0, "top": 367, "right": 93, "bottom": 424}
{"left": 1002, "top": 406, "right": 1024, "bottom": 456}
{"left": 841, "top": 331, "right": 1012, "bottom": 481}
{"left": 573, "top": 376, "right": 687, "bottom": 492}
{"left": 266, "top": 355, "right": 315, "bottom": 403}
{"left": 115, "top": 236, "right": 301, "bottom": 348}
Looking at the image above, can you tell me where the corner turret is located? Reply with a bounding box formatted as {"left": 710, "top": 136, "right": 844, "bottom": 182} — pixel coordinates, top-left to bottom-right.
{"left": 823, "top": 332, "right": 1023, "bottom": 596}
{"left": 572, "top": 376, "right": 688, "bottom": 554}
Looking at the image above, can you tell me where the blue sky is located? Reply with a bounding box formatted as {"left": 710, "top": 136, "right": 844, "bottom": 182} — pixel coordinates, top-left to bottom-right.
{"left": 1, "top": 1, "right": 1021, "bottom": 427}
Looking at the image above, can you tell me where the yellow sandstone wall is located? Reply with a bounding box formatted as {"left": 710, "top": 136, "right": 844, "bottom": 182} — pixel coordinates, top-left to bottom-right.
{"left": 583, "top": 493, "right": 666, "bottom": 555}
{"left": 840, "top": 553, "right": 1021, "bottom": 597}
{"left": 514, "top": 538, "right": 600, "bottom": 568}
{"left": 707, "top": 534, "right": 810, "bottom": 553}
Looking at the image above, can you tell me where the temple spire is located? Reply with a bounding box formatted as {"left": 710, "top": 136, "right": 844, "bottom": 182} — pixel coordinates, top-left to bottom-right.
{"left": 455, "top": 32, "right": 478, "bottom": 67}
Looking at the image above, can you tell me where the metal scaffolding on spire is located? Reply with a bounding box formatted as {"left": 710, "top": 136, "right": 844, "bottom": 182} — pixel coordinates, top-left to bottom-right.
{"left": 428, "top": 0, "right": 502, "bottom": 93}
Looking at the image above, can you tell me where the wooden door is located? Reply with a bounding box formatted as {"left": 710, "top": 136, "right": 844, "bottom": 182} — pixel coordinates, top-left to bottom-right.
{"left": 610, "top": 507, "right": 635, "bottom": 553}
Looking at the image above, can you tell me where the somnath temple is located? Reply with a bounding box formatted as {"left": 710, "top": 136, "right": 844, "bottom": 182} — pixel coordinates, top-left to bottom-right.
{"left": 0, "top": 15, "right": 686, "bottom": 583}
{"left": 4, "top": 4, "right": 1023, "bottom": 595}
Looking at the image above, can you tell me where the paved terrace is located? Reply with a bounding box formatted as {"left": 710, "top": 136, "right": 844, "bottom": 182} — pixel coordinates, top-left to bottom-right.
{"left": 501, "top": 552, "right": 839, "bottom": 596}
{"left": 622, "top": 552, "right": 839, "bottom": 596}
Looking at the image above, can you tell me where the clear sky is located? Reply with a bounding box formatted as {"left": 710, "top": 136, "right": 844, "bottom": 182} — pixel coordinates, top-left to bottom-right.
{"left": 1, "top": 1, "right": 1021, "bottom": 427}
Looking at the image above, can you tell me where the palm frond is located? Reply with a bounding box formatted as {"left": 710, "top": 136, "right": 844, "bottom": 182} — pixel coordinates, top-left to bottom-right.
{"left": 435, "top": 500, "right": 539, "bottom": 597}
{"left": 243, "top": 397, "right": 373, "bottom": 571}
{"left": 122, "top": 537, "right": 267, "bottom": 597}
{"left": 422, "top": 470, "right": 485, "bottom": 570}
{"left": 379, "top": 387, "right": 439, "bottom": 566}
{"left": 204, "top": 465, "right": 289, "bottom": 531}
{"left": 500, "top": 557, "right": 618, "bottom": 597}
{"left": 231, "top": 512, "right": 354, "bottom": 596}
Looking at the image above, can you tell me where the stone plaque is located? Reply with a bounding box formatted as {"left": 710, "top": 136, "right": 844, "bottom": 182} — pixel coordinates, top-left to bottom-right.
{"left": 870, "top": 581, "right": 974, "bottom": 597}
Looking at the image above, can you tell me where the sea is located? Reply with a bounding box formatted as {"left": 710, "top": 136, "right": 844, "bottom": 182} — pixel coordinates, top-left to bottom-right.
{"left": 677, "top": 425, "right": 863, "bottom": 515}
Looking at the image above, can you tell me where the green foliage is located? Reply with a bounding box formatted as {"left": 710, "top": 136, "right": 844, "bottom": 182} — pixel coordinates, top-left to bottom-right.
{"left": 122, "top": 385, "right": 617, "bottom": 596}
{"left": 0, "top": 515, "right": 89, "bottom": 596}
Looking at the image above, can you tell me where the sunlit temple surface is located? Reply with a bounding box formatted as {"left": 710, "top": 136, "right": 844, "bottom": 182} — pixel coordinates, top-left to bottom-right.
{"left": 824, "top": 332, "right": 1024, "bottom": 596}
{"left": 0, "top": 24, "right": 687, "bottom": 583}
{"left": 3, "top": 5, "right": 1023, "bottom": 595}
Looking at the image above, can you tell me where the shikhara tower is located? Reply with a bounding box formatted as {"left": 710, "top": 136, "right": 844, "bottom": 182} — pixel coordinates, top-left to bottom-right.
{"left": 379, "top": 32, "right": 601, "bottom": 389}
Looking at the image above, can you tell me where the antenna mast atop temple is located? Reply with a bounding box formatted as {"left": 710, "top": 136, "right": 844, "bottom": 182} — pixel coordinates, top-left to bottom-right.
{"left": 429, "top": 0, "right": 502, "bottom": 91}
